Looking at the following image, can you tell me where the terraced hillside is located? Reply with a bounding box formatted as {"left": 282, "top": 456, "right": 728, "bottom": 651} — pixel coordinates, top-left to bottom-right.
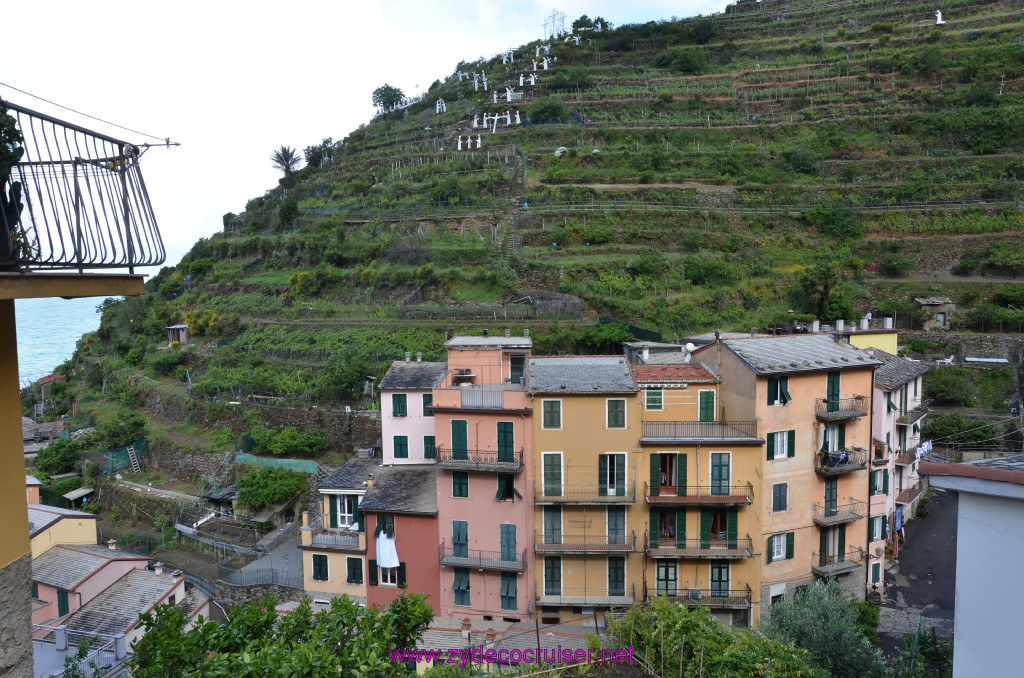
{"left": 42, "top": 0, "right": 1024, "bottom": 408}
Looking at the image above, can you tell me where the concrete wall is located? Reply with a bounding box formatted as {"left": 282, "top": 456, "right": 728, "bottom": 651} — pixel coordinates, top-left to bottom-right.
{"left": 381, "top": 388, "right": 436, "bottom": 464}
{"left": 952, "top": 492, "right": 1024, "bottom": 678}
{"left": 147, "top": 440, "right": 225, "bottom": 482}
{"left": 0, "top": 553, "right": 32, "bottom": 678}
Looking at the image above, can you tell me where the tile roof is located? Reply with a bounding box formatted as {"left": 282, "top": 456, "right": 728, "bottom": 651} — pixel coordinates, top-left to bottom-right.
{"left": 527, "top": 356, "right": 638, "bottom": 394}
{"left": 379, "top": 361, "right": 448, "bottom": 390}
{"left": 32, "top": 544, "right": 149, "bottom": 590}
{"left": 865, "top": 348, "right": 930, "bottom": 391}
{"left": 923, "top": 455, "right": 1024, "bottom": 488}
{"left": 720, "top": 335, "right": 880, "bottom": 375}
{"left": 62, "top": 569, "right": 178, "bottom": 636}
{"left": 357, "top": 464, "right": 437, "bottom": 515}
{"left": 630, "top": 363, "right": 717, "bottom": 384}
{"left": 445, "top": 336, "right": 532, "bottom": 349}
{"left": 321, "top": 457, "right": 383, "bottom": 491}
{"left": 27, "top": 503, "right": 97, "bottom": 537}
{"left": 178, "top": 588, "right": 210, "bottom": 619}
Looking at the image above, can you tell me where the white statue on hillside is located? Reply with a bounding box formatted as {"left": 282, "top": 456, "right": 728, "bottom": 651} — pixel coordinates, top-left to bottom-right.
{"left": 493, "top": 90, "right": 498, "bottom": 104}
{"left": 935, "top": 10, "right": 945, "bottom": 24}
{"left": 519, "top": 73, "right": 524, "bottom": 86}
{"left": 457, "top": 136, "right": 463, "bottom": 150}
{"left": 514, "top": 110, "right": 521, "bottom": 124}
{"left": 529, "top": 73, "right": 537, "bottom": 86}
{"left": 476, "top": 134, "right": 482, "bottom": 148}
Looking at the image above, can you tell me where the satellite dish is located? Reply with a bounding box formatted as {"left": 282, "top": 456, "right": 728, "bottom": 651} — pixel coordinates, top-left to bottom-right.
{"left": 685, "top": 343, "right": 696, "bottom": 352}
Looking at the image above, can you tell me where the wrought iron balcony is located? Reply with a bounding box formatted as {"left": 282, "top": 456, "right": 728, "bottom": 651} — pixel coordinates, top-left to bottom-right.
{"left": 812, "top": 501, "right": 866, "bottom": 526}
{"left": 438, "top": 541, "right": 527, "bottom": 572}
{"left": 534, "top": 531, "right": 636, "bottom": 554}
{"left": 1, "top": 100, "right": 165, "bottom": 272}
{"left": 896, "top": 400, "right": 931, "bottom": 426}
{"left": 534, "top": 483, "right": 635, "bottom": 504}
{"left": 644, "top": 481, "right": 753, "bottom": 506}
{"left": 301, "top": 513, "right": 365, "bottom": 550}
{"left": 436, "top": 446, "right": 524, "bottom": 472}
{"left": 815, "top": 447, "right": 868, "bottom": 475}
{"left": 644, "top": 534, "right": 754, "bottom": 559}
{"left": 815, "top": 396, "right": 869, "bottom": 421}
{"left": 535, "top": 585, "right": 635, "bottom": 608}
{"left": 811, "top": 549, "right": 863, "bottom": 577}
{"left": 646, "top": 585, "right": 752, "bottom": 608}
{"left": 641, "top": 420, "right": 761, "bottom": 444}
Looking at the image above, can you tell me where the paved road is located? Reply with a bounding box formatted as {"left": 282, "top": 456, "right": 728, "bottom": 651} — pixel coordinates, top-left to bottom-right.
{"left": 878, "top": 487, "right": 957, "bottom": 658}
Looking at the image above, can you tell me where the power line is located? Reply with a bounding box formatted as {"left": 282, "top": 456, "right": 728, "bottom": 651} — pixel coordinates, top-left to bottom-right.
{"left": 0, "top": 80, "right": 167, "bottom": 142}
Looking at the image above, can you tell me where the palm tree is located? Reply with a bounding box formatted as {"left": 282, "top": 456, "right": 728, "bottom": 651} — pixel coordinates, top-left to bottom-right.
{"left": 270, "top": 146, "right": 302, "bottom": 176}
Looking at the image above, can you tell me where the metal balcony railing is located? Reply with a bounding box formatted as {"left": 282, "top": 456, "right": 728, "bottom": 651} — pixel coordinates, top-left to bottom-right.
{"left": 534, "top": 531, "right": 636, "bottom": 554}
{"left": 436, "top": 446, "right": 524, "bottom": 472}
{"left": 438, "top": 541, "right": 527, "bottom": 572}
{"left": 535, "top": 584, "right": 635, "bottom": 607}
{"left": 302, "top": 513, "right": 364, "bottom": 549}
{"left": 811, "top": 549, "right": 863, "bottom": 577}
{"left": 644, "top": 534, "right": 754, "bottom": 559}
{"left": 812, "top": 501, "right": 866, "bottom": 526}
{"left": 1, "top": 100, "right": 165, "bottom": 272}
{"left": 896, "top": 400, "right": 932, "bottom": 426}
{"left": 645, "top": 585, "right": 752, "bottom": 607}
{"left": 644, "top": 481, "right": 754, "bottom": 505}
{"left": 534, "top": 483, "right": 636, "bottom": 504}
{"left": 641, "top": 420, "right": 759, "bottom": 442}
{"left": 815, "top": 447, "right": 868, "bottom": 475}
{"left": 815, "top": 397, "right": 869, "bottom": 420}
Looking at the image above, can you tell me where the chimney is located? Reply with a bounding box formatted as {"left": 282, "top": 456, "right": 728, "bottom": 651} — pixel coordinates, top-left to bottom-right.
{"left": 366, "top": 473, "right": 375, "bottom": 487}
{"left": 524, "top": 329, "right": 530, "bottom": 338}
{"left": 641, "top": 344, "right": 649, "bottom": 362}
{"left": 172, "top": 570, "right": 184, "bottom": 581}
{"left": 462, "top": 618, "right": 472, "bottom": 640}
{"left": 302, "top": 511, "right": 310, "bottom": 527}
{"left": 485, "top": 628, "right": 497, "bottom": 649}
{"left": 835, "top": 319, "right": 845, "bottom": 331}
{"left": 505, "top": 328, "right": 511, "bottom": 337}
{"left": 811, "top": 320, "right": 820, "bottom": 333}
{"left": 416, "top": 352, "right": 422, "bottom": 362}
{"left": 883, "top": 317, "right": 894, "bottom": 329}
{"left": 860, "top": 317, "right": 869, "bottom": 330}
{"left": 714, "top": 329, "right": 721, "bottom": 341}
{"left": 154, "top": 562, "right": 164, "bottom": 575}
{"left": 750, "top": 327, "right": 757, "bottom": 337}
{"left": 107, "top": 539, "right": 117, "bottom": 550}
{"left": 405, "top": 352, "right": 411, "bottom": 362}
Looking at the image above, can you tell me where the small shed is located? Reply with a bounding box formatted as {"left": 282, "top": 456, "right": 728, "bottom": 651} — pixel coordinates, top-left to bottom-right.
{"left": 165, "top": 324, "right": 190, "bottom": 347}
{"left": 914, "top": 297, "right": 955, "bottom": 331}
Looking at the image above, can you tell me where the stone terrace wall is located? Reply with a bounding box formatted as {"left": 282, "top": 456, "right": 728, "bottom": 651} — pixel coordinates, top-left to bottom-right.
{"left": 147, "top": 440, "right": 226, "bottom": 483}
{"left": 899, "top": 331, "right": 1024, "bottom": 361}
{"left": 214, "top": 580, "right": 304, "bottom": 610}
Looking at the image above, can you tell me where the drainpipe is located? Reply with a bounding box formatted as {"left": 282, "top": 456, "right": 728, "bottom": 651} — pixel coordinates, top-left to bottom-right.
{"left": 865, "top": 367, "right": 877, "bottom": 602}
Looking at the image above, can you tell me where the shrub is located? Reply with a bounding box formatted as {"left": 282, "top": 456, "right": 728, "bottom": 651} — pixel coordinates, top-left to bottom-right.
{"left": 36, "top": 439, "right": 82, "bottom": 476}
{"left": 124, "top": 349, "right": 144, "bottom": 367}
{"left": 879, "top": 254, "right": 914, "bottom": 277}
{"left": 906, "top": 338, "right": 933, "bottom": 354}
{"left": 672, "top": 49, "right": 707, "bottom": 75}
{"left": 149, "top": 349, "right": 186, "bottom": 376}
{"left": 652, "top": 51, "right": 673, "bottom": 68}
{"left": 99, "top": 411, "right": 147, "bottom": 449}
{"left": 236, "top": 466, "right": 307, "bottom": 510}
{"left": 528, "top": 99, "right": 566, "bottom": 124}
{"left": 924, "top": 368, "right": 976, "bottom": 406}
{"left": 921, "top": 412, "right": 997, "bottom": 445}
{"left": 994, "top": 285, "right": 1024, "bottom": 308}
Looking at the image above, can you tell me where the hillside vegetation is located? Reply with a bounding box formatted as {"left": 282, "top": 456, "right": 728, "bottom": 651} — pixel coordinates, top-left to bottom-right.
{"left": 30, "top": 0, "right": 1024, "bottom": 413}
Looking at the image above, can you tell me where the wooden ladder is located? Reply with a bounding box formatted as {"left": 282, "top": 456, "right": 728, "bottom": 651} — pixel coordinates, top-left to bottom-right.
{"left": 127, "top": 445, "right": 141, "bottom": 473}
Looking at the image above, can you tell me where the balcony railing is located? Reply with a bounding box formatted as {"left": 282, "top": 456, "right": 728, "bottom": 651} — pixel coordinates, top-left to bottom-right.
{"left": 641, "top": 421, "right": 760, "bottom": 443}
{"left": 895, "top": 448, "right": 918, "bottom": 465}
{"left": 462, "top": 389, "right": 504, "bottom": 408}
{"left": 535, "top": 585, "right": 636, "bottom": 608}
{"left": 812, "top": 501, "right": 866, "bottom": 526}
{"left": 645, "top": 586, "right": 752, "bottom": 608}
{"left": 436, "top": 446, "right": 524, "bottom": 472}
{"left": 896, "top": 481, "right": 923, "bottom": 505}
{"left": 1, "top": 100, "right": 165, "bottom": 272}
{"left": 896, "top": 400, "right": 932, "bottom": 426}
{"left": 644, "top": 534, "right": 754, "bottom": 559}
{"left": 815, "top": 397, "right": 869, "bottom": 421}
{"left": 811, "top": 549, "right": 863, "bottom": 577}
{"left": 534, "top": 483, "right": 636, "bottom": 504}
{"left": 438, "top": 541, "right": 527, "bottom": 572}
{"left": 815, "top": 447, "right": 868, "bottom": 475}
{"left": 644, "top": 481, "right": 754, "bottom": 506}
{"left": 534, "top": 531, "right": 636, "bottom": 554}
{"left": 302, "top": 512, "right": 365, "bottom": 550}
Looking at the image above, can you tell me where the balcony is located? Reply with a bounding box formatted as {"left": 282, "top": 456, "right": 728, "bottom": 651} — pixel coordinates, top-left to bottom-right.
{"left": 895, "top": 448, "right": 918, "bottom": 466}
{"left": 641, "top": 421, "right": 761, "bottom": 445}
{"left": 536, "top": 585, "right": 636, "bottom": 608}
{"left": 301, "top": 513, "right": 365, "bottom": 551}
{"left": 534, "top": 483, "right": 636, "bottom": 505}
{"left": 815, "top": 397, "right": 869, "bottom": 421}
{"left": 645, "top": 535, "right": 754, "bottom": 559}
{"left": 812, "top": 501, "right": 866, "bottom": 527}
{"left": 534, "top": 531, "right": 636, "bottom": 555}
{"left": 644, "top": 481, "right": 753, "bottom": 506}
{"left": 438, "top": 541, "right": 527, "bottom": 572}
{"left": 646, "top": 586, "right": 752, "bottom": 609}
{"left": 896, "top": 481, "right": 923, "bottom": 505}
{"left": 811, "top": 549, "right": 863, "bottom": 578}
{"left": 436, "top": 447, "right": 524, "bottom": 473}
{"left": 815, "top": 447, "right": 868, "bottom": 475}
{"left": 896, "top": 400, "right": 932, "bottom": 427}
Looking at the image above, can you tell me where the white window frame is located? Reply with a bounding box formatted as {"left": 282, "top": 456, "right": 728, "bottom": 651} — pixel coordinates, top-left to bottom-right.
{"left": 541, "top": 399, "right": 563, "bottom": 430}
{"left": 605, "top": 452, "right": 627, "bottom": 496}
{"left": 379, "top": 566, "right": 398, "bottom": 587}
{"left": 770, "top": 534, "right": 785, "bottom": 562}
{"left": 771, "top": 482, "right": 788, "bottom": 513}
{"left": 870, "top": 516, "right": 885, "bottom": 541}
{"left": 605, "top": 398, "right": 627, "bottom": 429}
{"left": 697, "top": 389, "right": 717, "bottom": 421}
{"left": 338, "top": 494, "right": 360, "bottom": 530}
{"left": 771, "top": 430, "right": 789, "bottom": 460}
{"left": 826, "top": 424, "right": 841, "bottom": 453}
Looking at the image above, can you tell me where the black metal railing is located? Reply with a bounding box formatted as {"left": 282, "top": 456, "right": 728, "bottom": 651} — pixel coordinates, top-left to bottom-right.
{"left": 645, "top": 585, "right": 752, "bottom": 606}
{"left": 1, "top": 100, "right": 165, "bottom": 272}
{"left": 897, "top": 400, "right": 932, "bottom": 426}
{"left": 811, "top": 549, "right": 863, "bottom": 577}
{"left": 436, "top": 446, "right": 524, "bottom": 472}
{"left": 535, "top": 585, "right": 636, "bottom": 606}
{"left": 534, "top": 531, "right": 636, "bottom": 553}
{"left": 812, "top": 501, "right": 865, "bottom": 526}
{"left": 534, "top": 483, "right": 636, "bottom": 503}
{"left": 644, "top": 481, "right": 754, "bottom": 504}
{"left": 641, "top": 421, "right": 759, "bottom": 440}
{"left": 438, "top": 541, "right": 527, "bottom": 572}
{"left": 815, "top": 397, "right": 870, "bottom": 420}
{"left": 815, "top": 447, "right": 868, "bottom": 474}
{"left": 644, "top": 534, "right": 754, "bottom": 558}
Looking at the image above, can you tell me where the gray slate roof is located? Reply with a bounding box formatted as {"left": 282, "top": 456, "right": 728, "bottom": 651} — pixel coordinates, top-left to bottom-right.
{"left": 445, "top": 336, "right": 532, "bottom": 349}
{"left": 27, "top": 503, "right": 97, "bottom": 537}
{"left": 527, "top": 356, "right": 638, "bottom": 394}
{"left": 357, "top": 464, "right": 437, "bottom": 515}
{"left": 379, "top": 361, "right": 447, "bottom": 390}
{"left": 62, "top": 569, "right": 177, "bottom": 635}
{"left": 32, "top": 545, "right": 149, "bottom": 590}
{"left": 867, "top": 348, "right": 930, "bottom": 391}
{"left": 721, "top": 335, "right": 880, "bottom": 375}
{"left": 321, "top": 457, "right": 382, "bottom": 491}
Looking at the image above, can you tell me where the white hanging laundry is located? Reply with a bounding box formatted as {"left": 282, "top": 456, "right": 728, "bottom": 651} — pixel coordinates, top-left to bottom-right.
{"left": 377, "top": 533, "right": 400, "bottom": 568}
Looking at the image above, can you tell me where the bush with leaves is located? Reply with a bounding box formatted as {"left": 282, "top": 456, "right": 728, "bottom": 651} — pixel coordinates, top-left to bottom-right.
{"left": 36, "top": 438, "right": 83, "bottom": 476}
{"left": 921, "top": 412, "right": 997, "bottom": 445}
{"left": 249, "top": 424, "right": 330, "bottom": 457}
{"left": 98, "top": 410, "right": 147, "bottom": 449}
{"left": 673, "top": 48, "right": 708, "bottom": 75}
{"left": 372, "top": 83, "right": 405, "bottom": 111}
{"left": 924, "top": 368, "right": 976, "bottom": 406}
{"left": 528, "top": 99, "right": 566, "bottom": 124}
{"left": 236, "top": 466, "right": 307, "bottom": 510}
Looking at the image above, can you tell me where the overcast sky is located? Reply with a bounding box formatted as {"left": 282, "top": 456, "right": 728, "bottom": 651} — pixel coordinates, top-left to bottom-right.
{"left": 4, "top": 1, "right": 728, "bottom": 273}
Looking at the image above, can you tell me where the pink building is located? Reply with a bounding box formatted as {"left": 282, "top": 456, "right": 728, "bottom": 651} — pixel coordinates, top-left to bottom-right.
{"left": 432, "top": 334, "right": 535, "bottom": 621}
{"left": 31, "top": 543, "right": 151, "bottom": 623}
{"left": 379, "top": 358, "right": 447, "bottom": 464}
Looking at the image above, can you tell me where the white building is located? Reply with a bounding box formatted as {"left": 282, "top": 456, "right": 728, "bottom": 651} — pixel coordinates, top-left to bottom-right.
{"left": 378, "top": 356, "right": 447, "bottom": 464}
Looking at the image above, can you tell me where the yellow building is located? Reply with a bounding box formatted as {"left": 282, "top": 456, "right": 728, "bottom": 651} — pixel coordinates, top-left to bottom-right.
{"left": 27, "top": 504, "right": 99, "bottom": 557}
{"left": 527, "top": 356, "right": 642, "bottom": 625}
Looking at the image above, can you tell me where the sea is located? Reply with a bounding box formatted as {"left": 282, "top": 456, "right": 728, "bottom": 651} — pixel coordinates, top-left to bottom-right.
{"left": 14, "top": 296, "right": 109, "bottom": 387}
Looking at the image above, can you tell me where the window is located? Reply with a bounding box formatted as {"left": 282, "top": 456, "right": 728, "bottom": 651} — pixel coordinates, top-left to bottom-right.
{"left": 870, "top": 515, "right": 887, "bottom": 542}
{"left": 768, "top": 533, "right": 794, "bottom": 562}
{"left": 333, "top": 494, "right": 362, "bottom": 530}
{"left": 544, "top": 556, "right": 561, "bottom": 595}
{"left": 422, "top": 393, "right": 433, "bottom": 417}
{"left": 380, "top": 566, "right": 398, "bottom": 586}
{"left": 607, "top": 506, "right": 626, "bottom": 545}
{"left": 872, "top": 562, "right": 881, "bottom": 584}
{"left": 312, "top": 554, "right": 329, "bottom": 581}
{"left": 608, "top": 556, "right": 625, "bottom": 596}
{"left": 914, "top": 377, "right": 919, "bottom": 398}
{"left": 453, "top": 568, "right": 471, "bottom": 606}
{"left": 453, "top": 520, "right": 468, "bottom": 558}
{"left": 57, "top": 590, "right": 69, "bottom": 617}
{"left": 497, "top": 421, "right": 515, "bottom": 462}
{"left": 392, "top": 393, "right": 407, "bottom": 417}
{"left": 822, "top": 423, "right": 845, "bottom": 453}
{"left": 496, "top": 474, "right": 519, "bottom": 501}
{"left": 542, "top": 400, "right": 561, "bottom": 429}
{"left": 31, "top": 583, "right": 38, "bottom": 599}
{"left": 375, "top": 514, "right": 395, "bottom": 538}
{"left": 542, "top": 452, "right": 562, "bottom": 497}
{"left": 767, "top": 430, "right": 795, "bottom": 460}
{"left": 936, "top": 312, "right": 946, "bottom": 327}
{"left": 646, "top": 389, "right": 663, "bottom": 410}
{"left": 168, "top": 594, "right": 176, "bottom": 606}
{"left": 607, "top": 399, "right": 626, "bottom": 428}
{"left": 767, "top": 376, "right": 791, "bottom": 405}
{"left": 452, "top": 471, "right": 469, "bottom": 498}
{"left": 659, "top": 453, "right": 677, "bottom": 490}
{"left": 500, "top": 524, "right": 518, "bottom": 562}
{"left": 657, "top": 508, "right": 677, "bottom": 540}
{"left": 393, "top": 435, "right": 408, "bottom": 459}
{"left": 424, "top": 435, "right": 436, "bottom": 459}
{"left": 600, "top": 453, "right": 626, "bottom": 496}
{"left": 656, "top": 561, "right": 676, "bottom": 596}
{"left": 710, "top": 452, "right": 730, "bottom": 496}
{"left": 543, "top": 506, "right": 562, "bottom": 544}
{"left": 698, "top": 390, "right": 715, "bottom": 422}
{"left": 772, "top": 483, "right": 788, "bottom": 512}
{"left": 509, "top": 354, "right": 525, "bottom": 383}
{"left": 346, "top": 557, "right": 363, "bottom": 584}
{"left": 869, "top": 469, "right": 889, "bottom": 496}
{"left": 500, "top": 572, "right": 518, "bottom": 611}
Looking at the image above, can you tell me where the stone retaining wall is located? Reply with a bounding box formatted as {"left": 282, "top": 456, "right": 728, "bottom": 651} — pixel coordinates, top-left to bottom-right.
{"left": 899, "top": 331, "right": 1024, "bottom": 361}
{"left": 214, "top": 580, "right": 305, "bottom": 610}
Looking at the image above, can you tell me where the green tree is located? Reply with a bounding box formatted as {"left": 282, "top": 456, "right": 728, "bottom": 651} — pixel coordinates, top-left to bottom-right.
{"left": 527, "top": 99, "right": 566, "bottom": 123}
{"left": 98, "top": 410, "right": 147, "bottom": 448}
{"left": 372, "top": 83, "right": 405, "bottom": 111}
{"left": 0, "top": 99, "right": 24, "bottom": 185}
{"left": 673, "top": 48, "right": 708, "bottom": 74}
{"left": 578, "top": 321, "right": 632, "bottom": 351}
{"left": 799, "top": 260, "right": 841, "bottom": 318}
{"left": 924, "top": 368, "right": 976, "bottom": 406}
{"left": 761, "top": 579, "right": 888, "bottom": 678}
{"left": 235, "top": 466, "right": 306, "bottom": 510}
{"left": 921, "top": 412, "right": 997, "bottom": 445}
{"left": 270, "top": 145, "right": 302, "bottom": 176}
{"left": 572, "top": 15, "right": 594, "bottom": 31}
{"left": 36, "top": 439, "right": 82, "bottom": 476}
{"left": 303, "top": 137, "right": 334, "bottom": 169}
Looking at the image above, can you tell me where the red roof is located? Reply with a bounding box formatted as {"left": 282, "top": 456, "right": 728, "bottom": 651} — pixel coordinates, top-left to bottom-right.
{"left": 630, "top": 364, "right": 716, "bottom": 383}
{"left": 38, "top": 373, "right": 67, "bottom": 385}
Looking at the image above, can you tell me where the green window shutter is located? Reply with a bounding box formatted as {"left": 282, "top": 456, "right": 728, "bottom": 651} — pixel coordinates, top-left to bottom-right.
{"left": 649, "top": 509, "right": 659, "bottom": 549}
{"left": 497, "top": 422, "right": 514, "bottom": 454}
{"left": 914, "top": 423, "right": 921, "bottom": 433}
{"left": 386, "top": 515, "right": 395, "bottom": 539}
{"left": 393, "top": 436, "right": 408, "bottom": 458}
{"left": 452, "top": 420, "right": 468, "bottom": 457}
{"left": 329, "top": 494, "right": 339, "bottom": 528}
{"left": 788, "top": 430, "right": 796, "bottom": 457}
{"left": 354, "top": 498, "right": 363, "bottom": 532}
{"left": 767, "top": 377, "right": 777, "bottom": 405}
{"left": 647, "top": 389, "right": 662, "bottom": 410}
{"left": 869, "top": 471, "right": 876, "bottom": 495}
{"left": 500, "top": 524, "right": 517, "bottom": 561}
{"left": 393, "top": 394, "right": 407, "bottom": 416}
{"left": 423, "top": 393, "right": 433, "bottom": 417}
{"left": 313, "top": 554, "right": 328, "bottom": 581}
{"left": 700, "top": 510, "right": 711, "bottom": 549}
{"left": 677, "top": 453, "right": 687, "bottom": 496}
{"left": 882, "top": 471, "right": 889, "bottom": 495}
{"left": 452, "top": 471, "right": 468, "bottom": 498}
{"left": 699, "top": 391, "right": 715, "bottom": 422}
{"left": 543, "top": 401, "right": 561, "bottom": 428}
{"left": 598, "top": 454, "right": 608, "bottom": 496}
{"left": 838, "top": 525, "right": 846, "bottom": 556}
{"left": 31, "top": 583, "right": 38, "bottom": 599}
{"left": 649, "top": 454, "right": 660, "bottom": 496}
{"left": 608, "top": 557, "right": 625, "bottom": 596}
{"left": 819, "top": 530, "right": 828, "bottom": 567}
{"left": 766, "top": 537, "right": 774, "bottom": 564}
{"left": 827, "top": 372, "right": 840, "bottom": 404}
{"left": 882, "top": 515, "right": 888, "bottom": 538}
{"left": 368, "top": 560, "right": 378, "bottom": 586}
{"left": 838, "top": 424, "right": 846, "bottom": 449}
{"left": 496, "top": 475, "right": 507, "bottom": 500}
{"left": 675, "top": 508, "right": 686, "bottom": 548}
{"left": 424, "top": 436, "right": 436, "bottom": 459}
{"left": 785, "top": 532, "right": 794, "bottom": 560}
{"left": 543, "top": 454, "right": 561, "bottom": 496}
{"left": 779, "top": 378, "right": 792, "bottom": 404}
{"left": 872, "top": 563, "right": 881, "bottom": 584}
{"left": 727, "top": 508, "right": 738, "bottom": 549}
{"left": 914, "top": 378, "right": 919, "bottom": 397}
{"left": 397, "top": 562, "right": 407, "bottom": 588}
{"left": 766, "top": 432, "right": 775, "bottom": 460}
{"left": 608, "top": 399, "right": 625, "bottom": 428}
{"left": 887, "top": 395, "right": 897, "bottom": 413}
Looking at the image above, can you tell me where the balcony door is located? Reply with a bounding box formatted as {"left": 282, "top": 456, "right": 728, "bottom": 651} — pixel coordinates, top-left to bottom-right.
{"left": 826, "top": 371, "right": 840, "bottom": 412}
{"left": 710, "top": 452, "right": 730, "bottom": 496}
{"left": 656, "top": 561, "right": 677, "bottom": 597}
{"left": 497, "top": 422, "right": 515, "bottom": 463}
{"left": 542, "top": 453, "right": 562, "bottom": 497}
{"left": 544, "top": 556, "right": 561, "bottom": 596}
{"left": 710, "top": 561, "right": 730, "bottom": 598}
{"left": 824, "top": 478, "right": 838, "bottom": 516}
{"left": 820, "top": 525, "right": 846, "bottom": 566}
{"left": 452, "top": 420, "right": 468, "bottom": 459}
{"left": 543, "top": 506, "right": 562, "bottom": 545}
{"left": 607, "top": 506, "right": 626, "bottom": 545}
{"left": 601, "top": 453, "right": 626, "bottom": 497}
